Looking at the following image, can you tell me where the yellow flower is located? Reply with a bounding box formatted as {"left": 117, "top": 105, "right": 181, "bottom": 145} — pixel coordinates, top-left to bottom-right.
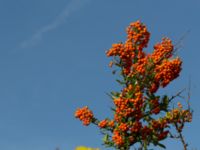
{"left": 75, "top": 146, "right": 100, "bottom": 150}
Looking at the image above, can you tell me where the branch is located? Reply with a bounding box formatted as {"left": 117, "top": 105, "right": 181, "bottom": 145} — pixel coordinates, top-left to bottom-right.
{"left": 169, "top": 88, "right": 186, "bottom": 103}
{"left": 174, "top": 123, "right": 188, "bottom": 150}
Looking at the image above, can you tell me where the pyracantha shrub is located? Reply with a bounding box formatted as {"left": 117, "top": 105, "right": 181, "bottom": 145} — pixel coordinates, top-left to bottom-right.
{"left": 75, "top": 20, "right": 192, "bottom": 150}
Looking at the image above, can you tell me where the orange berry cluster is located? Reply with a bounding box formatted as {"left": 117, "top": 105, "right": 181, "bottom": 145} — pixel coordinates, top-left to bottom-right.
{"left": 112, "top": 130, "right": 124, "bottom": 146}
{"left": 75, "top": 106, "right": 94, "bottom": 126}
{"left": 130, "top": 56, "right": 149, "bottom": 76}
{"left": 126, "top": 20, "right": 150, "bottom": 51}
{"left": 150, "top": 98, "right": 161, "bottom": 114}
{"left": 129, "top": 121, "right": 142, "bottom": 133}
{"left": 106, "top": 21, "right": 150, "bottom": 75}
{"left": 154, "top": 58, "right": 182, "bottom": 87}
{"left": 98, "top": 119, "right": 115, "bottom": 129}
{"left": 118, "top": 123, "right": 129, "bottom": 132}
{"left": 75, "top": 21, "right": 192, "bottom": 150}
{"left": 106, "top": 22, "right": 182, "bottom": 92}
{"left": 150, "top": 119, "right": 169, "bottom": 140}
{"left": 166, "top": 104, "right": 192, "bottom": 124}
{"left": 98, "top": 119, "right": 108, "bottom": 128}
{"left": 164, "top": 103, "right": 192, "bottom": 133}
{"left": 113, "top": 93, "right": 143, "bottom": 121}
{"left": 111, "top": 91, "right": 146, "bottom": 147}
{"left": 151, "top": 38, "right": 174, "bottom": 63}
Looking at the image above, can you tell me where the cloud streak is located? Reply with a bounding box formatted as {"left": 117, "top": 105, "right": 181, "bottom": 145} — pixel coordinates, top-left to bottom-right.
{"left": 20, "top": 0, "right": 90, "bottom": 48}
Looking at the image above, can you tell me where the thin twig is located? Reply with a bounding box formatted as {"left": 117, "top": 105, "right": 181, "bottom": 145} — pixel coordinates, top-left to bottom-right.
{"left": 174, "top": 123, "right": 188, "bottom": 150}
{"left": 169, "top": 88, "right": 186, "bottom": 103}
{"left": 187, "top": 77, "right": 191, "bottom": 111}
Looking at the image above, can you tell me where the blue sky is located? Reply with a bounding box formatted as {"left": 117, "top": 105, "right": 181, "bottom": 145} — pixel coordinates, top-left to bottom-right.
{"left": 0, "top": 0, "right": 200, "bottom": 149}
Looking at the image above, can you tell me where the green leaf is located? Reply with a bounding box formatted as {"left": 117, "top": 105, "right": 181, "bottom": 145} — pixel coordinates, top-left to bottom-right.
{"left": 110, "top": 91, "right": 120, "bottom": 98}
{"left": 160, "top": 95, "right": 169, "bottom": 111}
{"left": 106, "top": 92, "right": 113, "bottom": 99}
{"left": 157, "top": 143, "right": 166, "bottom": 149}
{"left": 162, "top": 95, "right": 169, "bottom": 105}
{"left": 103, "top": 134, "right": 109, "bottom": 143}
{"left": 116, "top": 79, "right": 126, "bottom": 85}
{"left": 110, "top": 107, "right": 116, "bottom": 112}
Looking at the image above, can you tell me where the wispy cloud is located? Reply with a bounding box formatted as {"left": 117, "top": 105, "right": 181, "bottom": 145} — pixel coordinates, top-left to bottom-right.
{"left": 20, "top": 0, "right": 90, "bottom": 48}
